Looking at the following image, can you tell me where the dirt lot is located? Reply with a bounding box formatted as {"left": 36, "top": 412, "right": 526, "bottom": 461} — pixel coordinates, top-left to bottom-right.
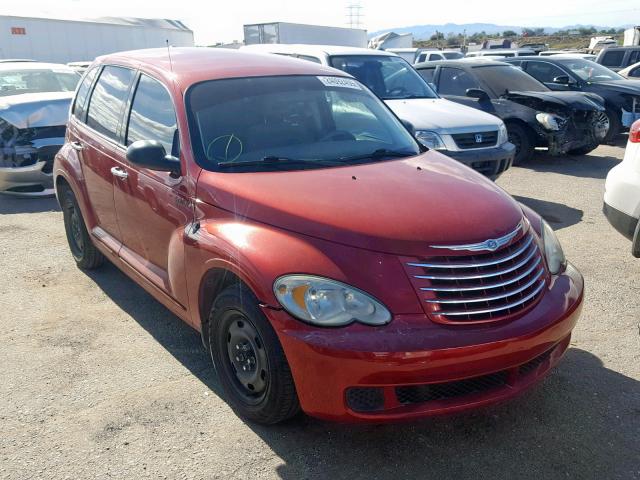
{"left": 1, "top": 142, "right": 639, "bottom": 480}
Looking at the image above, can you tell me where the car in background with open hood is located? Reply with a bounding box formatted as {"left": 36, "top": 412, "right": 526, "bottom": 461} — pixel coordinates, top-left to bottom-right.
{"left": 415, "top": 59, "right": 609, "bottom": 164}
{"left": 0, "top": 62, "right": 79, "bottom": 196}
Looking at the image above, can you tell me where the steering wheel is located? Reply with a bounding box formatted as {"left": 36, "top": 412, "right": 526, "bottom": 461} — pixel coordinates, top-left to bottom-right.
{"left": 319, "top": 130, "right": 356, "bottom": 142}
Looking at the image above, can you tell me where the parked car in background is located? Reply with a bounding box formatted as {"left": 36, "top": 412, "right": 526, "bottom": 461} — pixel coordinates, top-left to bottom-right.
{"left": 520, "top": 43, "right": 549, "bottom": 54}
{"left": 55, "top": 47, "right": 584, "bottom": 424}
{"left": 466, "top": 49, "right": 536, "bottom": 58}
{"left": 242, "top": 44, "right": 514, "bottom": 179}
{"left": 604, "top": 119, "right": 640, "bottom": 257}
{"left": 67, "top": 61, "right": 92, "bottom": 74}
{"left": 0, "top": 62, "right": 80, "bottom": 196}
{"left": 504, "top": 56, "right": 640, "bottom": 141}
{"left": 595, "top": 46, "right": 640, "bottom": 72}
{"left": 619, "top": 61, "right": 640, "bottom": 79}
{"left": 539, "top": 50, "right": 584, "bottom": 56}
{"left": 414, "top": 59, "right": 609, "bottom": 164}
{"left": 416, "top": 50, "right": 464, "bottom": 63}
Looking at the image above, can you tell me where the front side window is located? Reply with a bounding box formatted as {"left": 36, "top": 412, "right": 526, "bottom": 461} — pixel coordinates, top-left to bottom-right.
{"left": 555, "top": 58, "right": 624, "bottom": 83}
{"left": 416, "top": 68, "right": 436, "bottom": 83}
{"left": 474, "top": 65, "right": 549, "bottom": 95}
{"left": 86, "top": 66, "right": 135, "bottom": 141}
{"left": 525, "top": 62, "right": 566, "bottom": 83}
{"left": 601, "top": 50, "right": 625, "bottom": 67}
{"left": 126, "top": 74, "right": 177, "bottom": 156}
{"left": 73, "top": 67, "right": 99, "bottom": 121}
{"left": 187, "top": 75, "right": 420, "bottom": 172}
{"left": 438, "top": 68, "right": 480, "bottom": 96}
{"left": 0, "top": 68, "right": 79, "bottom": 97}
{"left": 329, "top": 55, "right": 437, "bottom": 100}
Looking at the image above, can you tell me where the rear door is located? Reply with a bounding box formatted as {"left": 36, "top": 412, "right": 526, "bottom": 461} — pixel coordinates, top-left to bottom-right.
{"left": 113, "top": 73, "right": 191, "bottom": 306}
{"left": 73, "top": 65, "right": 136, "bottom": 252}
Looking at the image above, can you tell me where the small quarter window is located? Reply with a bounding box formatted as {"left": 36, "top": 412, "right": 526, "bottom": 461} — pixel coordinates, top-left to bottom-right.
{"left": 72, "top": 67, "right": 98, "bottom": 121}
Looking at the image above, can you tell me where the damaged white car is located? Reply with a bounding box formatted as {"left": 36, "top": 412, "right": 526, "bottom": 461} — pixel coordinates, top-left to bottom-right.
{"left": 0, "top": 62, "right": 79, "bottom": 196}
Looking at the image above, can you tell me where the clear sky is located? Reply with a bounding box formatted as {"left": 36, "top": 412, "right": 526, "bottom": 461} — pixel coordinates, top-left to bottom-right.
{"left": 5, "top": 0, "right": 639, "bottom": 45}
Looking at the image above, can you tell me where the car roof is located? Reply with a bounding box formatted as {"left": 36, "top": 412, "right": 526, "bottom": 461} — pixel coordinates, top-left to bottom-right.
{"left": 240, "top": 43, "right": 400, "bottom": 58}
{"left": 414, "top": 58, "right": 512, "bottom": 69}
{"left": 0, "top": 61, "right": 76, "bottom": 72}
{"left": 468, "top": 49, "right": 536, "bottom": 54}
{"left": 95, "top": 47, "right": 349, "bottom": 91}
{"left": 600, "top": 46, "right": 640, "bottom": 51}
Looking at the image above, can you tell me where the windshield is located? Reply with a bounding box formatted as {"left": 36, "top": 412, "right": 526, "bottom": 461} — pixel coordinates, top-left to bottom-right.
{"left": 328, "top": 55, "right": 437, "bottom": 100}
{"left": 187, "top": 75, "right": 421, "bottom": 172}
{"left": 0, "top": 69, "right": 80, "bottom": 96}
{"left": 554, "top": 58, "right": 625, "bottom": 83}
{"left": 474, "top": 65, "right": 549, "bottom": 95}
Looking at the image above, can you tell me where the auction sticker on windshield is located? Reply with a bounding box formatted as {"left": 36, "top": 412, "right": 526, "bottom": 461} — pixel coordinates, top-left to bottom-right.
{"left": 317, "top": 76, "right": 362, "bottom": 90}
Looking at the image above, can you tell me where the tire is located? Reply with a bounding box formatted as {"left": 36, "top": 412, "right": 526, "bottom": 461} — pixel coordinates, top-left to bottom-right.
{"left": 567, "top": 143, "right": 599, "bottom": 156}
{"left": 603, "top": 108, "right": 622, "bottom": 144}
{"left": 507, "top": 123, "right": 534, "bottom": 165}
{"left": 632, "top": 219, "right": 640, "bottom": 259}
{"left": 60, "top": 186, "right": 105, "bottom": 270}
{"left": 208, "top": 284, "right": 300, "bottom": 424}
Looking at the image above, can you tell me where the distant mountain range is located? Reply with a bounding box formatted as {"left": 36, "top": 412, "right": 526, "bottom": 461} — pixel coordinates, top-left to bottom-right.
{"left": 369, "top": 23, "right": 632, "bottom": 39}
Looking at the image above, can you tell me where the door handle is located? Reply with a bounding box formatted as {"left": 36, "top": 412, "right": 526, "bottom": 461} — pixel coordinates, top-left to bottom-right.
{"left": 110, "top": 167, "right": 128, "bottom": 180}
{"left": 70, "top": 141, "right": 84, "bottom": 151}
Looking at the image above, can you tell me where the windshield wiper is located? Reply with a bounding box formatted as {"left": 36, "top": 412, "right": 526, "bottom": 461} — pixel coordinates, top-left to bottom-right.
{"left": 217, "top": 156, "right": 344, "bottom": 168}
{"left": 337, "top": 148, "right": 417, "bottom": 163}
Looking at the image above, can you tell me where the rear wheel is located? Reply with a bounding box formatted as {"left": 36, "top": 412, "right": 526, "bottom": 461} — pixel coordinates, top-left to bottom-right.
{"left": 507, "top": 123, "right": 534, "bottom": 165}
{"left": 603, "top": 108, "right": 622, "bottom": 144}
{"left": 60, "top": 186, "right": 105, "bottom": 270}
{"left": 208, "top": 284, "right": 300, "bottom": 424}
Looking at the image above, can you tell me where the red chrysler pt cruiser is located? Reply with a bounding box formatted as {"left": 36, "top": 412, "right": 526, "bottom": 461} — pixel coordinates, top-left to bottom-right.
{"left": 54, "top": 48, "right": 583, "bottom": 424}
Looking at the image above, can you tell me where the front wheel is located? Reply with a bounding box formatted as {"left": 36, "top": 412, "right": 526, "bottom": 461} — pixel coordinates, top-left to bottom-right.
{"left": 507, "top": 123, "right": 534, "bottom": 165}
{"left": 603, "top": 108, "right": 621, "bottom": 144}
{"left": 208, "top": 284, "right": 300, "bottom": 424}
{"left": 60, "top": 186, "right": 105, "bottom": 270}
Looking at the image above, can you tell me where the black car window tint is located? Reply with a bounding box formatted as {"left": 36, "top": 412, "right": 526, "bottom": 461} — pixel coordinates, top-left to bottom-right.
{"left": 438, "top": 68, "right": 480, "bottom": 96}
{"left": 601, "top": 50, "right": 625, "bottom": 67}
{"left": 86, "top": 66, "right": 135, "bottom": 142}
{"left": 526, "top": 62, "right": 565, "bottom": 83}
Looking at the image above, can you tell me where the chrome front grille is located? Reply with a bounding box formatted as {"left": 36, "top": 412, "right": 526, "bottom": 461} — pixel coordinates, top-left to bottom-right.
{"left": 404, "top": 230, "right": 547, "bottom": 323}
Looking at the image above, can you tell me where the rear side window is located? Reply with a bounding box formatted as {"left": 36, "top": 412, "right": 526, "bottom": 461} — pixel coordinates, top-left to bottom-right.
{"left": 601, "top": 50, "right": 625, "bottom": 67}
{"left": 126, "top": 74, "right": 178, "bottom": 156}
{"left": 72, "top": 67, "right": 98, "bottom": 121}
{"left": 86, "top": 65, "right": 135, "bottom": 142}
{"left": 438, "top": 67, "right": 480, "bottom": 96}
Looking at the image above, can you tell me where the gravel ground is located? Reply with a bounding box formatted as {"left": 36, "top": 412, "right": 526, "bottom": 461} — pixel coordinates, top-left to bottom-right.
{"left": 1, "top": 143, "right": 639, "bottom": 480}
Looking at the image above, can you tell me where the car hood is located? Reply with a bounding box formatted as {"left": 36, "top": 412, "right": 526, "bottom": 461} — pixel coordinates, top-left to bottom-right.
{"left": 504, "top": 90, "right": 605, "bottom": 110}
{"left": 0, "top": 91, "right": 73, "bottom": 128}
{"left": 588, "top": 79, "right": 640, "bottom": 95}
{"left": 385, "top": 98, "right": 503, "bottom": 133}
{"left": 196, "top": 151, "right": 524, "bottom": 256}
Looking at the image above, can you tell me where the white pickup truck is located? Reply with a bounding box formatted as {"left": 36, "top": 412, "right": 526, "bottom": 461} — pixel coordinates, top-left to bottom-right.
{"left": 241, "top": 44, "right": 515, "bottom": 180}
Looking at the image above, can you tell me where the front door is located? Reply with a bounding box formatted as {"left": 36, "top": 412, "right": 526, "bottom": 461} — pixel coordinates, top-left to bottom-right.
{"left": 112, "top": 73, "right": 192, "bottom": 307}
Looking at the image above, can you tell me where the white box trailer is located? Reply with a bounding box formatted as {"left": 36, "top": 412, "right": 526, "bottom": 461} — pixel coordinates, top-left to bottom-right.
{"left": 624, "top": 27, "right": 640, "bottom": 46}
{"left": 0, "top": 15, "right": 194, "bottom": 64}
{"left": 244, "top": 22, "right": 367, "bottom": 48}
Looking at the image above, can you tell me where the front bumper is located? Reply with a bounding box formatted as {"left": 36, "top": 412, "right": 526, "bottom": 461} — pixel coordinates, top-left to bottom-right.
{"left": 603, "top": 202, "right": 638, "bottom": 241}
{"left": 0, "top": 162, "right": 54, "bottom": 196}
{"left": 266, "top": 263, "right": 583, "bottom": 423}
{"left": 444, "top": 142, "right": 515, "bottom": 180}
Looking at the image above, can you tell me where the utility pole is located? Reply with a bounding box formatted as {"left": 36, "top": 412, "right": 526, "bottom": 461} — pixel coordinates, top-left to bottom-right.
{"left": 346, "top": 2, "right": 364, "bottom": 29}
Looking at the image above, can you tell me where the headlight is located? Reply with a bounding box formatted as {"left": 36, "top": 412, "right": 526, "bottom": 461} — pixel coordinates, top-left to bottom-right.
{"left": 273, "top": 275, "right": 392, "bottom": 327}
{"left": 497, "top": 123, "right": 509, "bottom": 145}
{"left": 415, "top": 130, "right": 446, "bottom": 150}
{"left": 536, "top": 113, "right": 564, "bottom": 131}
{"left": 541, "top": 220, "right": 566, "bottom": 275}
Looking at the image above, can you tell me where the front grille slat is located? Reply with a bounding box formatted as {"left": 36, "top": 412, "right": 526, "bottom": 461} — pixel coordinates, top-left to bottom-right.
{"left": 404, "top": 226, "right": 547, "bottom": 323}
{"left": 451, "top": 130, "right": 498, "bottom": 149}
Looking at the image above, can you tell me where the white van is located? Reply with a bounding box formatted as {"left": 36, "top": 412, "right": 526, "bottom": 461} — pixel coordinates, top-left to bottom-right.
{"left": 241, "top": 44, "right": 515, "bottom": 180}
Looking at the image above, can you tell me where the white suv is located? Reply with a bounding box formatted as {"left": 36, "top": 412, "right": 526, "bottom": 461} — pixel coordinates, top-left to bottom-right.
{"left": 241, "top": 44, "right": 515, "bottom": 180}
{"left": 604, "top": 119, "right": 640, "bottom": 256}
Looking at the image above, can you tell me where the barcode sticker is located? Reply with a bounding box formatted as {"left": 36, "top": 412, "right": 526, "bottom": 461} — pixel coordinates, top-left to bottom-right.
{"left": 317, "top": 76, "right": 362, "bottom": 90}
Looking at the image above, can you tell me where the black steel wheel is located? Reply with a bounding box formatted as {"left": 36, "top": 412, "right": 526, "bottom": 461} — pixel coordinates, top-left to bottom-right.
{"left": 60, "top": 186, "right": 104, "bottom": 269}
{"left": 208, "top": 284, "right": 300, "bottom": 424}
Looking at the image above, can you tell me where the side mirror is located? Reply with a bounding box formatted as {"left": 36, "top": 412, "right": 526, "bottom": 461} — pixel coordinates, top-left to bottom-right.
{"left": 466, "top": 88, "right": 490, "bottom": 100}
{"left": 401, "top": 119, "right": 416, "bottom": 136}
{"left": 126, "top": 140, "right": 181, "bottom": 177}
{"left": 552, "top": 75, "right": 572, "bottom": 85}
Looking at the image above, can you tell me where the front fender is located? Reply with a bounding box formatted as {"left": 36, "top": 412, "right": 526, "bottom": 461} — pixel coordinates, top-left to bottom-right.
{"left": 53, "top": 143, "right": 96, "bottom": 229}
{"left": 185, "top": 203, "right": 424, "bottom": 329}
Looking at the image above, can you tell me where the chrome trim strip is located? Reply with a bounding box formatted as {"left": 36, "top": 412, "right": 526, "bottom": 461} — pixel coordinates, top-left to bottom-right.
{"left": 420, "top": 259, "right": 542, "bottom": 292}
{"left": 414, "top": 247, "right": 538, "bottom": 281}
{"left": 408, "top": 235, "right": 533, "bottom": 269}
{"left": 426, "top": 269, "right": 544, "bottom": 304}
{"left": 433, "top": 280, "right": 546, "bottom": 316}
{"left": 430, "top": 223, "right": 522, "bottom": 252}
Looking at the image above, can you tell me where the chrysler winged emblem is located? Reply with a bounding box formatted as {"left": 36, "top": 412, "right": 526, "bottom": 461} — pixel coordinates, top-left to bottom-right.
{"left": 431, "top": 223, "right": 522, "bottom": 252}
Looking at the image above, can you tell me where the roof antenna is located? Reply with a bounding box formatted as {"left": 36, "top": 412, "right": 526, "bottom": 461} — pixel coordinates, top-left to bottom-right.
{"left": 166, "top": 39, "right": 174, "bottom": 72}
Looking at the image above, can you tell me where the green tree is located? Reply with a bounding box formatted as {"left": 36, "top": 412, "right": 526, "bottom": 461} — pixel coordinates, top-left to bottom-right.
{"left": 503, "top": 30, "right": 518, "bottom": 37}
